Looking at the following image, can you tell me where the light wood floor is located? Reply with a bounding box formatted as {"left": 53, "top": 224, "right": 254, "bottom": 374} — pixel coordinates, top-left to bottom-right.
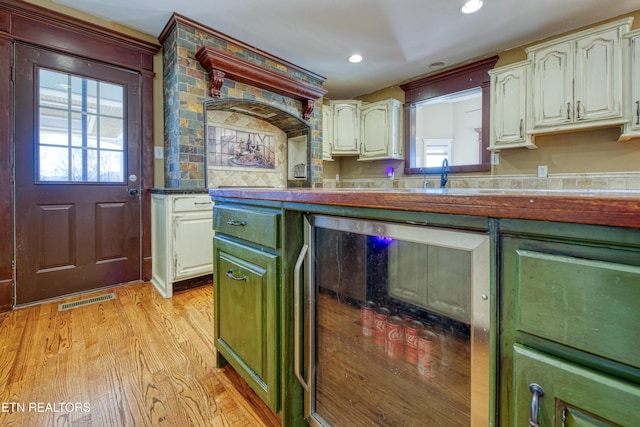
{"left": 0, "top": 282, "right": 280, "bottom": 427}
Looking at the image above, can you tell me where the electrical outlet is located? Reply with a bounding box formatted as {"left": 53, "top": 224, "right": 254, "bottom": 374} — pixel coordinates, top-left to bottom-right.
{"left": 154, "top": 146, "right": 164, "bottom": 160}
{"left": 537, "top": 165, "right": 548, "bottom": 178}
{"left": 491, "top": 152, "right": 499, "bottom": 165}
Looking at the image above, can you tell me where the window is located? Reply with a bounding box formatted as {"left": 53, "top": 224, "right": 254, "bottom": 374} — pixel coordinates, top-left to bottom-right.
{"left": 401, "top": 57, "right": 497, "bottom": 175}
{"left": 422, "top": 139, "right": 452, "bottom": 168}
{"left": 38, "top": 68, "right": 125, "bottom": 182}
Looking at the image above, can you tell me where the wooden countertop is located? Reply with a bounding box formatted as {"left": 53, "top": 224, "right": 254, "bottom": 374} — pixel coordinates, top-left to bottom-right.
{"left": 208, "top": 188, "right": 640, "bottom": 229}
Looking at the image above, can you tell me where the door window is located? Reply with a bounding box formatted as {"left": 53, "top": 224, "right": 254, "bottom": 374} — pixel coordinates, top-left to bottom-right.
{"left": 38, "top": 68, "right": 125, "bottom": 183}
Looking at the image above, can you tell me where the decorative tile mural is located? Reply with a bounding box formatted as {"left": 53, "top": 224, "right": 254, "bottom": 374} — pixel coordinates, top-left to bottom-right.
{"left": 206, "top": 110, "right": 287, "bottom": 188}
{"left": 208, "top": 127, "right": 276, "bottom": 169}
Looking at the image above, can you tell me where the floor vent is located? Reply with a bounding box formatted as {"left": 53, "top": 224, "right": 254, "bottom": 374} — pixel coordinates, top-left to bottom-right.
{"left": 58, "top": 293, "right": 116, "bottom": 311}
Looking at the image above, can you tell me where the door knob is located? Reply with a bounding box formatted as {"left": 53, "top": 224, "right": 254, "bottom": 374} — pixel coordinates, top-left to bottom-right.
{"left": 128, "top": 188, "right": 139, "bottom": 197}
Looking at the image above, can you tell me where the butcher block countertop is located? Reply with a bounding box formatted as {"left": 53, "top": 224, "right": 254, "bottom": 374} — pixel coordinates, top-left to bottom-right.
{"left": 208, "top": 187, "right": 640, "bottom": 229}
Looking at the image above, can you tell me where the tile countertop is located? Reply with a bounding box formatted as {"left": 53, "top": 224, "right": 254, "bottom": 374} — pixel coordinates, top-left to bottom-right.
{"left": 208, "top": 187, "right": 640, "bottom": 229}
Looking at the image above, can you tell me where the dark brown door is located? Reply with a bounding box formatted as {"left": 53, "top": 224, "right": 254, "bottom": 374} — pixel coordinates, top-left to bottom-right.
{"left": 14, "top": 43, "right": 142, "bottom": 305}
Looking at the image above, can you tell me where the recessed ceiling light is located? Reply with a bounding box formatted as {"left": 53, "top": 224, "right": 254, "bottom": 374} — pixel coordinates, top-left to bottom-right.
{"left": 461, "top": 0, "right": 483, "bottom": 14}
{"left": 348, "top": 54, "right": 363, "bottom": 63}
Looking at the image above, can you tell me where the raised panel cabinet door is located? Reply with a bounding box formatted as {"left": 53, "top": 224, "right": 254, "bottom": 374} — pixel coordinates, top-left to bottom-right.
{"left": 214, "top": 236, "right": 279, "bottom": 411}
{"left": 322, "top": 104, "right": 333, "bottom": 160}
{"left": 512, "top": 344, "right": 640, "bottom": 426}
{"left": 425, "top": 246, "right": 471, "bottom": 324}
{"left": 173, "top": 213, "right": 213, "bottom": 280}
{"left": 531, "top": 41, "right": 574, "bottom": 127}
{"left": 513, "top": 249, "right": 640, "bottom": 369}
{"left": 332, "top": 102, "right": 360, "bottom": 154}
{"left": 360, "top": 102, "right": 389, "bottom": 158}
{"left": 574, "top": 27, "right": 623, "bottom": 122}
{"left": 387, "top": 242, "right": 429, "bottom": 307}
{"left": 630, "top": 33, "right": 640, "bottom": 131}
{"left": 492, "top": 63, "right": 528, "bottom": 146}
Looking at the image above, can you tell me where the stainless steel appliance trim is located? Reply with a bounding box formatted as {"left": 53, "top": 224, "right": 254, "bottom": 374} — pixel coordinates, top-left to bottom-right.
{"left": 293, "top": 243, "right": 309, "bottom": 390}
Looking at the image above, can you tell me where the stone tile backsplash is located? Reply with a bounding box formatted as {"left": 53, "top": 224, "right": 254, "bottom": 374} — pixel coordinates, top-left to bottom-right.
{"left": 323, "top": 172, "right": 640, "bottom": 191}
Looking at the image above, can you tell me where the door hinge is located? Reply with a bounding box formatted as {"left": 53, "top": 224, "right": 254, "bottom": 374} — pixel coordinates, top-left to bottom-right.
{"left": 10, "top": 65, "right": 14, "bottom": 82}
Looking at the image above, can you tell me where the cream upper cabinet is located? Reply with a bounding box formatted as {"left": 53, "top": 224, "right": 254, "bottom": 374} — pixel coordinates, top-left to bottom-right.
{"left": 359, "top": 98, "right": 403, "bottom": 161}
{"left": 321, "top": 103, "right": 334, "bottom": 160}
{"left": 331, "top": 100, "right": 361, "bottom": 155}
{"left": 621, "top": 30, "right": 640, "bottom": 141}
{"left": 527, "top": 18, "right": 632, "bottom": 134}
{"left": 489, "top": 60, "right": 535, "bottom": 150}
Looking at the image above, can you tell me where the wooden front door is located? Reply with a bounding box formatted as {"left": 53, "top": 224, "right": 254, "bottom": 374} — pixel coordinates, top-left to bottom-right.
{"left": 14, "top": 43, "right": 142, "bottom": 305}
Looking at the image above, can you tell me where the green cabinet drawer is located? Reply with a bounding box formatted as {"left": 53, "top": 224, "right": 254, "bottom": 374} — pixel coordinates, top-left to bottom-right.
{"left": 214, "top": 236, "right": 279, "bottom": 412}
{"left": 514, "top": 249, "right": 640, "bottom": 369}
{"left": 213, "top": 204, "right": 280, "bottom": 249}
{"left": 512, "top": 344, "right": 640, "bottom": 426}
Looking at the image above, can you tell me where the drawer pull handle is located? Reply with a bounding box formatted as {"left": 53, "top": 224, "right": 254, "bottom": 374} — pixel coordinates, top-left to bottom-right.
{"left": 226, "top": 270, "right": 247, "bottom": 281}
{"left": 194, "top": 202, "right": 211, "bottom": 205}
{"left": 529, "top": 383, "right": 544, "bottom": 427}
{"left": 226, "top": 220, "right": 246, "bottom": 227}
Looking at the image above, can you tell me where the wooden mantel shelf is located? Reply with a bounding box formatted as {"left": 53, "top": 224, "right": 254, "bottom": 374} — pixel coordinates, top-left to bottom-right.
{"left": 195, "top": 45, "right": 327, "bottom": 120}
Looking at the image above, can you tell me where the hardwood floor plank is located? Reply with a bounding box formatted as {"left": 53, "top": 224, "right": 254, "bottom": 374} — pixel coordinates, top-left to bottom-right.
{"left": 0, "top": 282, "right": 279, "bottom": 427}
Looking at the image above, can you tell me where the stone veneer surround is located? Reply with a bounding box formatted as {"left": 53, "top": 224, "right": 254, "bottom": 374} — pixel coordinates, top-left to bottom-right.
{"left": 159, "top": 14, "right": 325, "bottom": 188}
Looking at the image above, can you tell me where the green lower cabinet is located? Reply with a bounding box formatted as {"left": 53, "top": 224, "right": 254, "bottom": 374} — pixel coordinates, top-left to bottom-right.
{"left": 214, "top": 235, "right": 280, "bottom": 412}
{"left": 513, "top": 344, "right": 640, "bottom": 426}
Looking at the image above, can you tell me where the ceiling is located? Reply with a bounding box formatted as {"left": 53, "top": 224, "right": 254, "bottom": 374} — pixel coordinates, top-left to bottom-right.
{"left": 52, "top": 0, "right": 640, "bottom": 99}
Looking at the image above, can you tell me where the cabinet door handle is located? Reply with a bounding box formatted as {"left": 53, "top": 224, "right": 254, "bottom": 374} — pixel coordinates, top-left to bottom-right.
{"left": 519, "top": 118, "right": 524, "bottom": 138}
{"left": 226, "top": 220, "right": 246, "bottom": 227}
{"left": 294, "top": 244, "right": 310, "bottom": 391}
{"left": 225, "top": 270, "right": 247, "bottom": 281}
{"left": 566, "top": 102, "right": 571, "bottom": 120}
{"left": 576, "top": 100, "right": 581, "bottom": 120}
{"left": 528, "top": 383, "right": 544, "bottom": 427}
{"left": 635, "top": 101, "right": 639, "bottom": 125}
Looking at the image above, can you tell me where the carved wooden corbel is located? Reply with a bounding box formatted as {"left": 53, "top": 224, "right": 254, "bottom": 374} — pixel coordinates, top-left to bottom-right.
{"left": 207, "top": 69, "right": 225, "bottom": 98}
{"left": 302, "top": 99, "right": 314, "bottom": 121}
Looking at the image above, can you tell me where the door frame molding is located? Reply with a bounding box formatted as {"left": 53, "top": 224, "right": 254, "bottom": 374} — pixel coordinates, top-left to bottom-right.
{"left": 0, "top": 0, "right": 160, "bottom": 311}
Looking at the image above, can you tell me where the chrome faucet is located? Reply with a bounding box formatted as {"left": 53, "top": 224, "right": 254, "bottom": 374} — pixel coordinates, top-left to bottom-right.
{"left": 421, "top": 168, "right": 431, "bottom": 188}
{"left": 440, "top": 158, "right": 449, "bottom": 188}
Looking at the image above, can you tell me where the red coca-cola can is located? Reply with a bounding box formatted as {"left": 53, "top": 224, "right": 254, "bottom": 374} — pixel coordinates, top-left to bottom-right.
{"left": 385, "top": 315, "right": 405, "bottom": 359}
{"left": 374, "top": 307, "right": 391, "bottom": 346}
{"left": 404, "top": 320, "right": 424, "bottom": 365}
{"left": 360, "top": 301, "right": 376, "bottom": 337}
{"left": 417, "top": 330, "right": 437, "bottom": 377}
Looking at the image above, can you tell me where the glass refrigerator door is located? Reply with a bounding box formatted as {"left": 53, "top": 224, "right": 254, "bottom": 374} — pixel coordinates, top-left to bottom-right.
{"left": 304, "top": 215, "right": 490, "bottom": 427}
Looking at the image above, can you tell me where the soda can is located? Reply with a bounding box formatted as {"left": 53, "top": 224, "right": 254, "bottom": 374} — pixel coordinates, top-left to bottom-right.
{"left": 374, "top": 307, "right": 391, "bottom": 346}
{"left": 360, "top": 301, "right": 376, "bottom": 337}
{"left": 417, "top": 330, "right": 437, "bottom": 377}
{"left": 385, "top": 315, "right": 405, "bottom": 359}
{"left": 404, "top": 320, "right": 424, "bottom": 365}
